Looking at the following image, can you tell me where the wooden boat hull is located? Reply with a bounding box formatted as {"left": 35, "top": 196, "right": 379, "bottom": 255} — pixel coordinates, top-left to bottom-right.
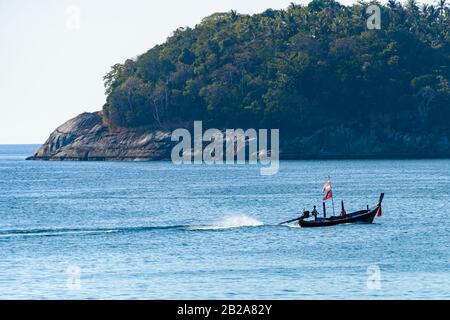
{"left": 299, "top": 207, "right": 378, "bottom": 228}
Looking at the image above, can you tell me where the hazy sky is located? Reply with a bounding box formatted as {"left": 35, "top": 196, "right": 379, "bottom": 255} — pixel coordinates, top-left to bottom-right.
{"left": 0, "top": 0, "right": 436, "bottom": 143}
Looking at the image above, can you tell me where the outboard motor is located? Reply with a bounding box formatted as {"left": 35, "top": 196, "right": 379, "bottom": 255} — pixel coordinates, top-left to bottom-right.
{"left": 301, "top": 210, "right": 310, "bottom": 220}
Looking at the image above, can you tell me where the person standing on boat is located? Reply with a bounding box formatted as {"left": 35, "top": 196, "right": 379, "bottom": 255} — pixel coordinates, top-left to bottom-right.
{"left": 312, "top": 206, "right": 319, "bottom": 221}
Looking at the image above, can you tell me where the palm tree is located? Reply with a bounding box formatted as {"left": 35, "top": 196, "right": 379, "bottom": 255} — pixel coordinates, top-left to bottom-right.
{"left": 406, "top": 0, "right": 419, "bottom": 12}
{"left": 404, "top": 0, "right": 420, "bottom": 32}
{"left": 289, "top": 2, "right": 299, "bottom": 10}
{"left": 438, "top": 0, "right": 447, "bottom": 17}
{"left": 387, "top": 0, "right": 398, "bottom": 10}
{"left": 230, "top": 10, "right": 238, "bottom": 22}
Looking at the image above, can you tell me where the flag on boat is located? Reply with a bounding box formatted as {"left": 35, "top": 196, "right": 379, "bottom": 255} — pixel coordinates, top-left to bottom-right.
{"left": 322, "top": 179, "right": 333, "bottom": 201}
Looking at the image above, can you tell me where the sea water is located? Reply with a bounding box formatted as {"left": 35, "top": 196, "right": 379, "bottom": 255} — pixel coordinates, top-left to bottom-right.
{"left": 0, "top": 145, "right": 449, "bottom": 299}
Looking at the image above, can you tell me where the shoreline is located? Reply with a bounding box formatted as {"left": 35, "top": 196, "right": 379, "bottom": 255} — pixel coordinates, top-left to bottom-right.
{"left": 26, "top": 154, "right": 450, "bottom": 161}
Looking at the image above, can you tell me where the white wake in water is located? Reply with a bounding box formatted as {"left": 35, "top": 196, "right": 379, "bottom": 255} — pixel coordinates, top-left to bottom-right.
{"left": 189, "top": 214, "right": 264, "bottom": 230}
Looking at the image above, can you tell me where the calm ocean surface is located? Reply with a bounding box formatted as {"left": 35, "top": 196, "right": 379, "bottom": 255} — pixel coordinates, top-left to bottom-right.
{"left": 0, "top": 144, "right": 449, "bottom": 299}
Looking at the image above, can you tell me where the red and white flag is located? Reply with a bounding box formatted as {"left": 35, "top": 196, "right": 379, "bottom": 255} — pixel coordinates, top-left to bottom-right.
{"left": 322, "top": 179, "right": 333, "bottom": 201}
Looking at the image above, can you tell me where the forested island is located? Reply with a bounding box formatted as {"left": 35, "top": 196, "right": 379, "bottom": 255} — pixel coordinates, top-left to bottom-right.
{"left": 29, "top": 0, "right": 450, "bottom": 160}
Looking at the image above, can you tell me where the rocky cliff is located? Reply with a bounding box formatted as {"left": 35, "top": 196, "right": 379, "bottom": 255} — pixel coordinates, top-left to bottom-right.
{"left": 27, "top": 112, "right": 174, "bottom": 161}
{"left": 28, "top": 112, "right": 450, "bottom": 161}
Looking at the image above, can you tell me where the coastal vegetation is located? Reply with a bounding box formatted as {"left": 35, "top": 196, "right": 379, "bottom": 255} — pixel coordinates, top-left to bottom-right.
{"left": 102, "top": 0, "right": 450, "bottom": 139}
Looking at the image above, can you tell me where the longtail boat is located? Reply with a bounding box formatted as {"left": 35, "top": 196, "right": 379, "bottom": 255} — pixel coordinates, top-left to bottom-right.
{"left": 279, "top": 178, "right": 384, "bottom": 228}
{"left": 299, "top": 193, "right": 384, "bottom": 228}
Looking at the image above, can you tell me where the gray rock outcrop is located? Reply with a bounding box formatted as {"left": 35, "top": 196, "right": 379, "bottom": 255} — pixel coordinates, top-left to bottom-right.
{"left": 27, "top": 112, "right": 174, "bottom": 161}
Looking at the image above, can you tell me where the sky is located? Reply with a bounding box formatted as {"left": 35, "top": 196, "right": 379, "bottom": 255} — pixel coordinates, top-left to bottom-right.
{"left": 0, "top": 0, "right": 437, "bottom": 144}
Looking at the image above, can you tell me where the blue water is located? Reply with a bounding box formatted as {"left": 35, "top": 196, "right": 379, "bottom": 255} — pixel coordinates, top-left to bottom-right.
{"left": 0, "top": 145, "right": 449, "bottom": 299}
